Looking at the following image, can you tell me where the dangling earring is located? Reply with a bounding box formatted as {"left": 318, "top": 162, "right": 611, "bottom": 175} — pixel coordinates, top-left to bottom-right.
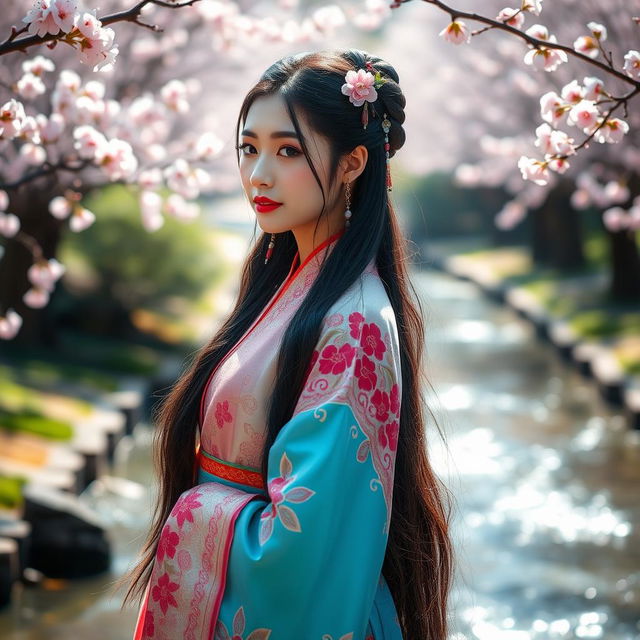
{"left": 344, "top": 181, "right": 352, "bottom": 228}
{"left": 264, "top": 232, "right": 276, "bottom": 265}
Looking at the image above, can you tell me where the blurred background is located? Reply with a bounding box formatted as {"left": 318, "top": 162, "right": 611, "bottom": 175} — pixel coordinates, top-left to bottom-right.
{"left": 0, "top": 0, "right": 639, "bottom": 638}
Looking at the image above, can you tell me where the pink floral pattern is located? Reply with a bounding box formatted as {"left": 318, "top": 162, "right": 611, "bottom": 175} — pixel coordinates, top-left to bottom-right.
{"left": 214, "top": 606, "right": 271, "bottom": 640}
{"left": 361, "top": 321, "right": 386, "bottom": 360}
{"left": 259, "top": 451, "right": 315, "bottom": 546}
{"left": 318, "top": 342, "right": 357, "bottom": 376}
{"left": 215, "top": 399, "right": 233, "bottom": 429}
{"left": 157, "top": 524, "right": 179, "bottom": 562}
{"left": 170, "top": 490, "right": 203, "bottom": 528}
{"left": 151, "top": 572, "right": 179, "bottom": 615}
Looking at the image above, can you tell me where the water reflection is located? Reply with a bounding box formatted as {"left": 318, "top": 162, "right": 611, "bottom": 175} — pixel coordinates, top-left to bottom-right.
{"left": 418, "top": 269, "right": 640, "bottom": 640}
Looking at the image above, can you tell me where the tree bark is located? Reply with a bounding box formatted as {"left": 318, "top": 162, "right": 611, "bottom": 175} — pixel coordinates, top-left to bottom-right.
{"left": 0, "top": 180, "right": 64, "bottom": 348}
{"left": 531, "top": 177, "right": 585, "bottom": 270}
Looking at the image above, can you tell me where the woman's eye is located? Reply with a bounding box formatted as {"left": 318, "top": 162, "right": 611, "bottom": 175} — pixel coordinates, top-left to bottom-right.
{"left": 237, "top": 142, "right": 256, "bottom": 155}
{"left": 279, "top": 146, "right": 300, "bottom": 158}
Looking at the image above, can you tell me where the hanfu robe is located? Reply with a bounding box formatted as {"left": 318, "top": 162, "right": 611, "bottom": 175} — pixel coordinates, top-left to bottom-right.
{"left": 133, "top": 228, "right": 404, "bottom": 640}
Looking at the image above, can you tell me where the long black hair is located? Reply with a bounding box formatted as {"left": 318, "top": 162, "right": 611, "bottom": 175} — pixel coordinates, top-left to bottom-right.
{"left": 122, "top": 49, "right": 453, "bottom": 640}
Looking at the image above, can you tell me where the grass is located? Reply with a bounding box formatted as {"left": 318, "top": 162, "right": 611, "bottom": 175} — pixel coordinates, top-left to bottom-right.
{"left": 0, "top": 474, "right": 26, "bottom": 509}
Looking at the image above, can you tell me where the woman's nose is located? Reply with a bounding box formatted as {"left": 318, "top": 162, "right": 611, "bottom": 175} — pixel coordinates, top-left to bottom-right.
{"left": 249, "top": 154, "right": 274, "bottom": 188}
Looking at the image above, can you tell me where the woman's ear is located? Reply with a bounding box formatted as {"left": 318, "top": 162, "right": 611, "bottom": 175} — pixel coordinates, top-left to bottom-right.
{"left": 341, "top": 144, "right": 368, "bottom": 183}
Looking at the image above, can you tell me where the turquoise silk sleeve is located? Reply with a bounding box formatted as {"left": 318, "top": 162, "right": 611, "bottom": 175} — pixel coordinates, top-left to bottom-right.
{"left": 215, "top": 304, "right": 403, "bottom": 640}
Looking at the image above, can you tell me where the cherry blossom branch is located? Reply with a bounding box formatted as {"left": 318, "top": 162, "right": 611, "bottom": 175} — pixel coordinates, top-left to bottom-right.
{"left": 0, "top": 0, "right": 201, "bottom": 57}
{"left": 0, "top": 158, "right": 91, "bottom": 191}
{"left": 393, "top": 0, "right": 639, "bottom": 87}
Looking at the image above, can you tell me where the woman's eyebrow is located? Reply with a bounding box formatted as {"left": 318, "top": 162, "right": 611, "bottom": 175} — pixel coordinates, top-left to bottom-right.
{"left": 241, "top": 129, "right": 299, "bottom": 140}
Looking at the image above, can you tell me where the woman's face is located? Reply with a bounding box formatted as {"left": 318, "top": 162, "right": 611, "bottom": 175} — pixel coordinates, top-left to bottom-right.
{"left": 238, "top": 93, "right": 343, "bottom": 239}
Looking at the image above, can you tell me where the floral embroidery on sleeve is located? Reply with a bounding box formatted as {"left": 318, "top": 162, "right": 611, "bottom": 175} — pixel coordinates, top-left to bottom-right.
{"left": 214, "top": 605, "right": 271, "bottom": 640}
{"left": 294, "top": 307, "right": 402, "bottom": 535}
{"left": 259, "top": 452, "right": 315, "bottom": 546}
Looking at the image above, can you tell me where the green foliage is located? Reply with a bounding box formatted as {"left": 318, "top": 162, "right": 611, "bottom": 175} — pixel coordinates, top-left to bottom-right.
{"left": 0, "top": 474, "right": 25, "bottom": 509}
{"left": 0, "top": 409, "right": 73, "bottom": 441}
{"left": 60, "top": 185, "right": 224, "bottom": 310}
{"left": 569, "top": 310, "right": 640, "bottom": 339}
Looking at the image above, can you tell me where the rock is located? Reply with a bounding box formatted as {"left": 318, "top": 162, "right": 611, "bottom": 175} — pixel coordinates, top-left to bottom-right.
{"left": 21, "top": 484, "right": 110, "bottom": 579}
{"left": 0, "top": 518, "right": 31, "bottom": 578}
{"left": 0, "top": 537, "right": 18, "bottom": 608}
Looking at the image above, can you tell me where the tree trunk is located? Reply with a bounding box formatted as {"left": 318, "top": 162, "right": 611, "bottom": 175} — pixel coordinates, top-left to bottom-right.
{"left": 531, "top": 177, "right": 585, "bottom": 270}
{"left": 608, "top": 229, "right": 640, "bottom": 301}
{"left": 0, "top": 181, "right": 64, "bottom": 348}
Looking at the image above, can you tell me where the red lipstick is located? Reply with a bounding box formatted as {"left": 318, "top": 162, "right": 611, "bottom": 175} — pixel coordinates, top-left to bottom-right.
{"left": 253, "top": 196, "right": 282, "bottom": 213}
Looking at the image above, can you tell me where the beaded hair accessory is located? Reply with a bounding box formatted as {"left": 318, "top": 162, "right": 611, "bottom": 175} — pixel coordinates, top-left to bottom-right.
{"left": 340, "top": 60, "right": 393, "bottom": 191}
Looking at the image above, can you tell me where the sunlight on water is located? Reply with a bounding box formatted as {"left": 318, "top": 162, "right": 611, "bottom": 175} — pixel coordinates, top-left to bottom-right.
{"left": 442, "top": 319, "right": 530, "bottom": 344}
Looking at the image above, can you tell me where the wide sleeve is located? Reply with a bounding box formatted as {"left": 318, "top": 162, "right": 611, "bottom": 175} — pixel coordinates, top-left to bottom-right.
{"left": 215, "top": 300, "right": 402, "bottom": 640}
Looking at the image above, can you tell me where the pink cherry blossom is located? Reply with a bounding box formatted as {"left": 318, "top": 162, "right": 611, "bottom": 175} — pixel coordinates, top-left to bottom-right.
{"left": 0, "top": 191, "right": 8, "bottom": 212}
{"left": 521, "top": 0, "right": 543, "bottom": 15}
{"left": 70, "top": 206, "right": 95, "bottom": 232}
{"left": 539, "top": 91, "right": 568, "bottom": 126}
{"left": 0, "top": 213, "right": 20, "bottom": 238}
{"left": 74, "top": 9, "right": 101, "bottom": 39}
{"left": 603, "top": 207, "right": 628, "bottom": 233}
{"left": 16, "top": 74, "right": 46, "bottom": 100}
{"left": 547, "top": 157, "right": 570, "bottom": 174}
{"left": 623, "top": 50, "right": 640, "bottom": 80}
{"left": 22, "top": 56, "right": 56, "bottom": 76}
{"left": 0, "top": 99, "right": 26, "bottom": 139}
{"left": 22, "top": 0, "right": 77, "bottom": 37}
{"left": 28, "top": 258, "right": 65, "bottom": 290}
{"left": 20, "top": 143, "right": 47, "bottom": 166}
{"left": 592, "top": 118, "right": 629, "bottom": 144}
{"left": 194, "top": 132, "right": 223, "bottom": 160}
{"left": 517, "top": 156, "right": 550, "bottom": 185}
{"left": 20, "top": 116, "right": 41, "bottom": 144}
{"left": 587, "top": 21, "right": 607, "bottom": 40}
{"left": 161, "top": 80, "right": 190, "bottom": 114}
{"left": 165, "top": 194, "right": 199, "bottom": 221}
{"left": 95, "top": 138, "right": 138, "bottom": 181}
{"left": 439, "top": 20, "right": 471, "bottom": 46}
{"left": 38, "top": 113, "right": 65, "bottom": 144}
{"left": 582, "top": 76, "right": 604, "bottom": 101}
{"left": 138, "top": 168, "right": 164, "bottom": 190}
{"left": 496, "top": 7, "right": 524, "bottom": 30}
{"left": 567, "top": 100, "right": 599, "bottom": 129}
{"left": 340, "top": 69, "right": 378, "bottom": 107}
{"left": 573, "top": 35, "right": 599, "bottom": 59}
{"left": 0, "top": 310, "right": 23, "bottom": 340}
{"left": 140, "top": 190, "right": 165, "bottom": 232}
{"left": 560, "top": 80, "right": 583, "bottom": 104}
{"left": 49, "top": 196, "right": 72, "bottom": 219}
{"left": 23, "top": 287, "right": 50, "bottom": 308}
{"left": 73, "top": 125, "right": 107, "bottom": 159}
{"left": 164, "top": 159, "right": 207, "bottom": 199}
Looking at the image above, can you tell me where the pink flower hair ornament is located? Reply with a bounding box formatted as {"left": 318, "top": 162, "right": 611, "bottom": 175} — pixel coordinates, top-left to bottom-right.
{"left": 341, "top": 61, "right": 387, "bottom": 130}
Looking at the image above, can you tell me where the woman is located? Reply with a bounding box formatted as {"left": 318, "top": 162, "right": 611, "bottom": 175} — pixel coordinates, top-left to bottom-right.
{"left": 123, "top": 48, "right": 453, "bottom": 640}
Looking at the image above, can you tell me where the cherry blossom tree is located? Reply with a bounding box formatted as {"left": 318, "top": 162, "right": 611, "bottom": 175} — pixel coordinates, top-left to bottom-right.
{"left": 387, "top": 0, "right": 640, "bottom": 299}
{"left": 0, "top": 0, "right": 393, "bottom": 342}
